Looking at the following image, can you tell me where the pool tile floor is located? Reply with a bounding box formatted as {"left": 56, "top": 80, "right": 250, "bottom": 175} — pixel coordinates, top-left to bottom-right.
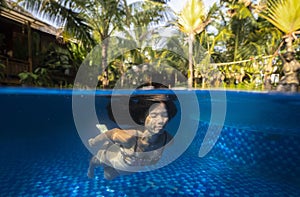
{"left": 0, "top": 136, "right": 299, "bottom": 197}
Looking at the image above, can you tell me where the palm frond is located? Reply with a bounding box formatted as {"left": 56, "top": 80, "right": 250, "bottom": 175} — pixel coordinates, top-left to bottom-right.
{"left": 18, "top": 0, "right": 94, "bottom": 45}
{"left": 177, "top": 0, "right": 208, "bottom": 35}
{"left": 260, "top": 0, "right": 300, "bottom": 34}
{"left": 129, "top": 0, "right": 175, "bottom": 27}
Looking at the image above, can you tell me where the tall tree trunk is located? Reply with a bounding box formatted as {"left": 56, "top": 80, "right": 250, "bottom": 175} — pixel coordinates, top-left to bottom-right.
{"left": 101, "top": 38, "right": 109, "bottom": 88}
{"left": 188, "top": 34, "right": 194, "bottom": 89}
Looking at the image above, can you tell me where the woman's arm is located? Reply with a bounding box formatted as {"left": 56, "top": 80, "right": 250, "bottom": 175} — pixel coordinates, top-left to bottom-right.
{"left": 111, "top": 129, "right": 138, "bottom": 148}
{"left": 89, "top": 128, "right": 138, "bottom": 148}
{"left": 88, "top": 129, "right": 116, "bottom": 147}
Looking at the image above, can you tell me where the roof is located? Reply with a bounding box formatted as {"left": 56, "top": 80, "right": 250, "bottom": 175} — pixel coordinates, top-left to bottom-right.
{"left": 0, "top": 1, "right": 60, "bottom": 36}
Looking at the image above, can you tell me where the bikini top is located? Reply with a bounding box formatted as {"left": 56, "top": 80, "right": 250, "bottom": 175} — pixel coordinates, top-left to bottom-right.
{"left": 120, "top": 131, "right": 168, "bottom": 166}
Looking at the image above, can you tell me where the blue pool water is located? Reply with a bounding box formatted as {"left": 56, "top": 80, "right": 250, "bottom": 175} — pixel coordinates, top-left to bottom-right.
{"left": 0, "top": 88, "right": 299, "bottom": 196}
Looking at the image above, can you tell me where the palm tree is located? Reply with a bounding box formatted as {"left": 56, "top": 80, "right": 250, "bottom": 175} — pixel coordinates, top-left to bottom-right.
{"left": 258, "top": 0, "right": 300, "bottom": 90}
{"left": 18, "top": 0, "right": 126, "bottom": 87}
{"left": 177, "top": 0, "right": 211, "bottom": 88}
{"left": 85, "top": 0, "right": 171, "bottom": 87}
{"left": 102, "top": 0, "right": 175, "bottom": 88}
{"left": 213, "top": 0, "right": 284, "bottom": 89}
{"left": 17, "top": 0, "right": 170, "bottom": 88}
{"left": 260, "top": 0, "right": 300, "bottom": 52}
{"left": 18, "top": 0, "right": 95, "bottom": 46}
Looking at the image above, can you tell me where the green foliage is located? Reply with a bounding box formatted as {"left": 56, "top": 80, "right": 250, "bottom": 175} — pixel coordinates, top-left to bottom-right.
{"left": 12, "top": 0, "right": 299, "bottom": 91}
{"left": 260, "top": 0, "right": 300, "bottom": 34}
{"left": 177, "top": 0, "right": 208, "bottom": 35}
{"left": 68, "top": 42, "right": 87, "bottom": 70}
{"left": 16, "top": 0, "right": 175, "bottom": 88}
{"left": 259, "top": 0, "right": 300, "bottom": 53}
{"left": 18, "top": 67, "right": 53, "bottom": 87}
{"left": 126, "top": 1, "right": 172, "bottom": 27}
{"left": 18, "top": 0, "right": 95, "bottom": 47}
{"left": 18, "top": 43, "right": 78, "bottom": 87}
{"left": 18, "top": 71, "right": 39, "bottom": 86}
{"left": 42, "top": 44, "right": 72, "bottom": 70}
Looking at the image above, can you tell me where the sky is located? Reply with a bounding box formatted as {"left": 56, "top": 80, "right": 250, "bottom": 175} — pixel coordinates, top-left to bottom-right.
{"left": 28, "top": 0, "right": 219, "bottom": 28}
{"left": 127, "top": 0, "right": 218, "bottom": 13}
{"left": 167, "top": 0, "right": 218, "bottom": 13}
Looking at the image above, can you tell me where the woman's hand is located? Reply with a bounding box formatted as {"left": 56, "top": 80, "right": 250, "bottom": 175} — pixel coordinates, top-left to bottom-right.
{"left": 88, "top": 138, "right": 95, "bottom": 147}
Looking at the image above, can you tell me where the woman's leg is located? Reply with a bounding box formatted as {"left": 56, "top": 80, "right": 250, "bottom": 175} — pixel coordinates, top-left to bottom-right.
{"left": 87, "top": 155, "right": 101, "bottom": 178}
{"left": 103, "top": 166, "right": 120, "bottom": 180}
{"left": 87, "top": 145, "right": 109, "bottom": 178}
{"left": 88, "top": 150, "right": 122, "bottom": 180}
{"left": 87, "top": 141, "right": 111, "bottom": 178}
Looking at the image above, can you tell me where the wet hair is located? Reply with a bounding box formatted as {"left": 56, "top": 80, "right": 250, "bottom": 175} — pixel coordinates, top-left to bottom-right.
{"left": 128, "top": 94, "right": 177, "bottom": 125}
{"left": 107, "top": 84, "right": 178, "bottom": 126}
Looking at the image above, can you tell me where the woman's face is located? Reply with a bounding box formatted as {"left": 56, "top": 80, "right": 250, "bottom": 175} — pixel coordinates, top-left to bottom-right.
{"left": 144, "top": 103, "right": 169, "bottom": 134}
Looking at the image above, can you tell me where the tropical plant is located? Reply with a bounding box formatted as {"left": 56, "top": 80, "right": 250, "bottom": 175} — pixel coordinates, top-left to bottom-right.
{"left": 18, "top": 67, "right": 53, "bottom": 86}
{"left": 177, "top": 0, "right": 211, "bottom": 88}
{"left": 260, "top": 0, "right": 300, "bottom": 52}
{"left": 98, "top": 0, "right": 175, "bottom": 88}
{"left": 209, "top": 0, "right": 283, "bottom": 90}
{"left": 18, "top": 71, "right": 38, "bottom": 86}
{"left": 18, "top": 0, "right": 171, "bottom": 88}
{"left": 106, "top": 29, "right": 171, "bottom": 88}
{"left": 18, "top": 42, "right": 79, "bottom": 87}
{"left": 68, "top": 42, "right": 87, "bottom": 71}
{"left": 256, "top": 0, "right": 300, "bottom": 90}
